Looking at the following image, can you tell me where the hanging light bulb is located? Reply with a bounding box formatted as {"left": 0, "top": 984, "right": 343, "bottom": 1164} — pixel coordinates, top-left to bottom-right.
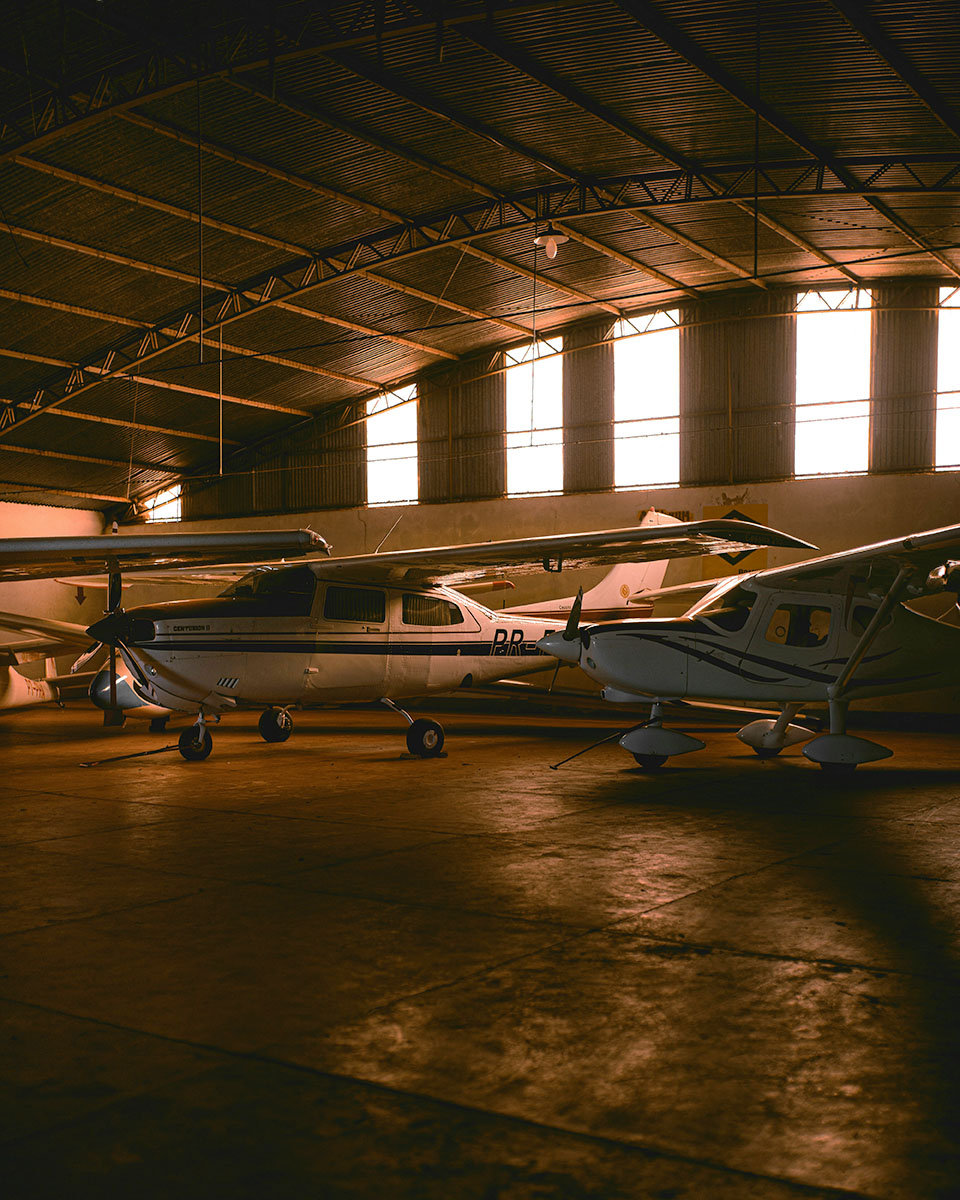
{"left": 534, "top": 223, "right": 569, "bottom": 260}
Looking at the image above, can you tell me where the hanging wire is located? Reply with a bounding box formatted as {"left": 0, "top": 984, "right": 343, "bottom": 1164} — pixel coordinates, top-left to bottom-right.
{"left": 529, "top": 222, "right": 538, "bottom": 446}
{"left": 197, "top": 75, "right": 204, "bottom": 364}
{"left": 126, "top": 378, "right": 139, "bottom": 500}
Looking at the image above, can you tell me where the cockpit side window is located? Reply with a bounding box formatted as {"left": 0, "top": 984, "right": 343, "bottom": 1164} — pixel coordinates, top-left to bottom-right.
{"left": 402, "top": 594, "right": 464, "bottom": 626}
{"left": 323, "top": 585, "right": 386, "bottom": 624}
{"left": 766, "top": 603, "right": 832, "bottom": 648}
{"left": 698, "top": 585, "right": 757, "bottom": 632}
{"left": 221, "top": 565, "right": 317, "bottom": 616}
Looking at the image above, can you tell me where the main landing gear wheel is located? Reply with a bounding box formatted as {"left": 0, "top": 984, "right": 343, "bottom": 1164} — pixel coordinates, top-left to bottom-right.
{"left": 633, "top": 753, "right": 667, "bottom": 770}
{"left": 406, "top": 718, "right": 444, "bottom": 758}
{"left": 819, "top": 761, "right": 857, "bottom": 775}
{"left": 178, "top": 726, "right": 213, "bottom": 762}
{"left": 259, "top": 708, "right": 293, "bottom": 743}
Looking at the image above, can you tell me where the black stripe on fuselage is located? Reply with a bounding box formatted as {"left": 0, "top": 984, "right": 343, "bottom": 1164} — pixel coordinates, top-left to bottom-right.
{"left": 136, "top": 639, "right": 547, "bottom": 658}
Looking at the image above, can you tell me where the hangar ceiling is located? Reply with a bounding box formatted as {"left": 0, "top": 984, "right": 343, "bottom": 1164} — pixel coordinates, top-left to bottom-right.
{"left": 2, "top": 0, "right": 959, "bottom": 514}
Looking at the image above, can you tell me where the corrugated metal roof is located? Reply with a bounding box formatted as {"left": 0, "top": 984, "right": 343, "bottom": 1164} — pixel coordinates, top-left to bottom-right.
{"left": 2, "top": 0, "right": 959, "bottom": 512}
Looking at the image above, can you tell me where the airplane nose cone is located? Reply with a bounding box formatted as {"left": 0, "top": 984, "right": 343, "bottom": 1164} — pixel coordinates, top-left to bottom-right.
{"left": 86, "top": 611, "right": 126, "bottom": 646}
{"left": 537, "top": 630, "right": 582, "bottom": 664}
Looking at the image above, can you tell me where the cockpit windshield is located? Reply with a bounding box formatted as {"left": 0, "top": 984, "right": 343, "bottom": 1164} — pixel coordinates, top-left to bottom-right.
{"left": 696, "top": 583, "right": 757, "bottom": 632}
{"left": 221, "top": 565, "right": 317, "bottom": 616}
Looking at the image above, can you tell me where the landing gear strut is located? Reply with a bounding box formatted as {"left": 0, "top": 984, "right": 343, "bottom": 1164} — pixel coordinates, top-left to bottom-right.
{"left": 381, "top": 698, "right": 445, "bottom": 758}
{"left": 259, "top": 708, "right": 293, "bottom": 743}
{"left": 619, "top": 701, "right": 705, "bottom": 770}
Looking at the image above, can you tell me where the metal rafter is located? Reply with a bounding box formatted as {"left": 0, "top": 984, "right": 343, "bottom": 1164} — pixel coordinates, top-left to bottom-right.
{"left": 230, "top": 79, "right": 630, "bottom": 311}
{"left": 0, "top": 480, "right": 130, "bottom": 505}
{"left": 616, "top": 0, "right": 960, "bottom": 278}
{"left": 1, "top": 2, "right": 574, "bottom": 160}
{"left": 230, "top": 66, "right": 695, "bottom": 298}
{"left": 6, "top": 156, "right": 959, "bottom": 445}
{"left": 319, "top": 43, "right": 745, "bottom": 287}
{"left": 450, "top": 15, "right": 860, "bottom": 284}
{"left": 0, "top": 439, "right": 180, "bottom": 476}
{"left": 18, "top": 405, "right": 239, "bottom": 447}
{"left": 118, "top": 109, "right": 539, "bottom": 334}
{"left": 826, "top": 0, "right": 960, "bottom": 144}
{"left": 5, "top": 223, "right": 382, "bottom": 390}
{"left": 13, "top": 155, "right": 459, "bottom": 362}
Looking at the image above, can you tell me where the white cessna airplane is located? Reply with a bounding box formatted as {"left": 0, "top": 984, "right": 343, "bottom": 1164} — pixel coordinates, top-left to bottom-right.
{"left": 0, "top": 514, "right": 811, "bottom": 760}
{"left": 540, "top": 522, "right": 960, "bottom": 773}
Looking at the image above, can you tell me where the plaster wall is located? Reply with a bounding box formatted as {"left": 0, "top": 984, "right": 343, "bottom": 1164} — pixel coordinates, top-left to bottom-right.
{"left": 127, "top": 469, "right": 960, "bottom": 603}
{"left": 0, "top": 502, "right": 105, "bottom": 636}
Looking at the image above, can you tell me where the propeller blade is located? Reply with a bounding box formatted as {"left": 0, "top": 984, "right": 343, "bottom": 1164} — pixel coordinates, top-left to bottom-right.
{"left": 563, "top": 587, "right": 583, "bottom": 641}
{"left": 107, "top": 570, "right": 122, "bottom": 612}
{"left": 70, "top": 641, "right": 102, "bottom": 674}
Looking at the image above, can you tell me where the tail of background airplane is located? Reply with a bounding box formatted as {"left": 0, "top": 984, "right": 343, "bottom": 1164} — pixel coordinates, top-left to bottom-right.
{"left": 505, "top": 508, "right": 683, "bottom": 621}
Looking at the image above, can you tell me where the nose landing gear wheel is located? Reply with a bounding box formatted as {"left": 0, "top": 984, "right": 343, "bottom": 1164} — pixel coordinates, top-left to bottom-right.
{"left": 178, "top": 726, "right": 213, "bottom": 761}
{"left": 259, "top": 708, "right": 293, "bottom": 743}
{"left": 406, "top": 718, "right": 444, "bottom": 758}
{"left": 633, "top": 753, "right": 667, "bottom": 770}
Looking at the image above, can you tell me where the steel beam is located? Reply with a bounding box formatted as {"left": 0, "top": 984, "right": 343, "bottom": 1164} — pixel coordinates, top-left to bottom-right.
{"left": 0, "top": 440, "right": 180, "bottom": 475}
{"left": 21, "top": 405, "right": 239, "bottom": 447}
{"left": 1, "top": 2, "right": 574, "bottom": 160}
{"left": 6, "top": 158, "right": 960, "bottom": 442}
{"left": 5, "top": 224, "right": 382, "bottom": 389}
{"left": 322, "top": 43, "right": 756, "bottom": 287}
{"left": 452, "top": 17, "right": 860, "bottom": 284}
{"left": 826, "top": 1, "right": 960, "bottom": 143}
{"left": 0, "top": 479, "right": 131, "bottom": 505}
{"left": 119, "top": 109, "right": 539, "bottom": 334}
{"left": 616, "top": 0, "right": 960, "bottom": 278}
{"left": 230, "top": 79, "right": 683, "bottom": 302}
{"left": 13, "top": 156, "right": 459, "bottom": 362}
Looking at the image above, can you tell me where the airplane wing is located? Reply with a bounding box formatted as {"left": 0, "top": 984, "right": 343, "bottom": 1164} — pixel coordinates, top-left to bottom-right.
{"left": 311, "top": 520, "right": 815, "bottom": 587}
{"left": 748, "top": 522, "right": 960, "bottom": 600}
{"left": 0, "top": 529, "right": 329, "bottom": 583}
{"left": 0, "top": 609, "right": 92, "bottom": 650}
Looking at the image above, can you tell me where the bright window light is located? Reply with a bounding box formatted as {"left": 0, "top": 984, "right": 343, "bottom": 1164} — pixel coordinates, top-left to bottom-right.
{"left": 366, "top": 384, "right": 418, "bottom": 506}
{"left": 505, "top": 336, "right": 563, "bottom": 495}
{"left": 937, "top": 286, "right": 960, "bottom": 469}
{"left": 614, "top": 310, "right": 680, "bottom": 489}
{"left": 795, "top": 289, "right": 872, "bottom": 477}
{"left": 144, "top": 484, "right": 181, "bottom": 522}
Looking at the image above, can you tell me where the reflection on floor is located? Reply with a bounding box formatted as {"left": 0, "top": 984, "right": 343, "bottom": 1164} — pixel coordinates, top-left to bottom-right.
{"left": 2, "top": 703, "right": 959, "bottom": 1198}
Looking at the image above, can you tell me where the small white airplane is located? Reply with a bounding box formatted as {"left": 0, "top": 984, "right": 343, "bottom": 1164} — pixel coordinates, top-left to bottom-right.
{"left": 540, "top": 522, "right": 960, "bottom": 773}
{"left": 0, "top": 514, "right": 812, "bottom": 760}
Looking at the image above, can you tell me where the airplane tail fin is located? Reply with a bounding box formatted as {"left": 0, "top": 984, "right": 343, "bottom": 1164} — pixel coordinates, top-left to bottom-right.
{"left": 579, "top": 509, "right": 683, "bottom": 616}
{"left": 505, "top": 508, "right": 683, "bottom": 619}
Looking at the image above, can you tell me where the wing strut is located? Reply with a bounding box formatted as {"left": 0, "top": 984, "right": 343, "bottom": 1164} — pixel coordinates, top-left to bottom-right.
{"left": 828, "top": 565, "right": 915, "bottom": 710}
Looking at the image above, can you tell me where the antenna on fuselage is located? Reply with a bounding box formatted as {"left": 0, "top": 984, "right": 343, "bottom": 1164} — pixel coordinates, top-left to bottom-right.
{"left": 374, "top": 513, "right": 405, "bottom": 554}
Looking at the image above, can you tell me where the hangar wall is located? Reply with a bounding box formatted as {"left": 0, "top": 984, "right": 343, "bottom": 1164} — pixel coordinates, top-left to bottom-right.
{"left": 177, "top": 284, "right": 946, "bottom": 521}
{"left": 0, "top": 501, "right": 104, "bottom": 633}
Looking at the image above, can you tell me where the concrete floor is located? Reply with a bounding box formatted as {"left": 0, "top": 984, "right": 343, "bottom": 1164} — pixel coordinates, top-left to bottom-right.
{"left": 2, "top": 702, "right": 960, "bottom": 1199}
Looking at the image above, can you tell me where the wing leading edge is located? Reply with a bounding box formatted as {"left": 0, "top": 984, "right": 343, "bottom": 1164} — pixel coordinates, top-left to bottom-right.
{"left": 0, "top": 529, "right": 330, "bottom": 583}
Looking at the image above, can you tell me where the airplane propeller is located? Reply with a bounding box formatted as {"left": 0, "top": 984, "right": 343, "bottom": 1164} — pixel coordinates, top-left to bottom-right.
{"left": 538, "top": 587, "right": 586, "bottom": 665}
{"left": 71, "top": 569, "right": 126, "bottom": 718}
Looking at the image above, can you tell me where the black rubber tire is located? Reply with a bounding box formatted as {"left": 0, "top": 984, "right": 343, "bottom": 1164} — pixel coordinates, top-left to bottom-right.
{"left": 633, "top": 753, "right": 667, "bottom": 770}
{"left": 178, "top": 726, "right": 213, "bottom": 762}
{"left": 406, "top": 718, "right": 444, "bottom": 758}
{"left": 259, "top": 708, "right": 293, "bottom": 743}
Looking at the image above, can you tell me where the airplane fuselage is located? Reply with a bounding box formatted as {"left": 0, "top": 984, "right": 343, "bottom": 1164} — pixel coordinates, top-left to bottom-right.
{"left": 109, "top": 580, "right": 560, "bottom": 715}
{"left": 577, "top": 586, "right": 960, "bottom": 704}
